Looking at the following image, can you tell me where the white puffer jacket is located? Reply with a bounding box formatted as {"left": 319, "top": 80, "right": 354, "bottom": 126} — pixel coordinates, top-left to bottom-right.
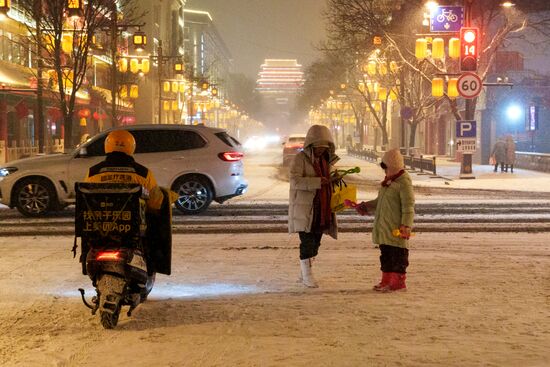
{"left": 288, "top": 125, "right": 339, "bottom": 239}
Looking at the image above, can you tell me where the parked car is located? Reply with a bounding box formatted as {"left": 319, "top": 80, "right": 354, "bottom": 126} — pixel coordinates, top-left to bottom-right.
{"left": 282, "top": 134, "right": 306, "bottom": 166}
{"left": 0, "top": 124, "right": 248, "bottom": 217}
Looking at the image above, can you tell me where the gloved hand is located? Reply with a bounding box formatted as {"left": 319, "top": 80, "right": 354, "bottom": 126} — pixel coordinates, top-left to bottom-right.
{"left": 398, "top": 225, "right": 411, "bottom": 240}
{"left": 355, "top": 201, "right": 369, "bottom": 216}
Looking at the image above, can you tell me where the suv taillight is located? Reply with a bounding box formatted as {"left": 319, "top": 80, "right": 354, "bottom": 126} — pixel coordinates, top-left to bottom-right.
{"left": 218, "top": 152, "right": 244, "bottom": 162}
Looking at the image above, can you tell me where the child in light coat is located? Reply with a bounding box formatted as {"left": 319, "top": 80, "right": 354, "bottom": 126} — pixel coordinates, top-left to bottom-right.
{"left": 355, "top": 149, "right": 415, "bottom": 291}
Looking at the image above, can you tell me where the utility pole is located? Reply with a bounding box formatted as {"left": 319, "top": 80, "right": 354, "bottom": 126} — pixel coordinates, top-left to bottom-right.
{"left": 158, "top": 41, "right": 163, "bottom": 124}
{"left": 110, "top": 2, "right": 118, "bottom": 126}
{"left": 35, "top": 0, "right": 47, "bottom": 153}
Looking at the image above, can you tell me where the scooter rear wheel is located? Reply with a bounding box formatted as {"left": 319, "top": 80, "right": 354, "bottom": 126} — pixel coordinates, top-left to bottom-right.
{"left": 100, "top": 307, "right": 120, "bottom": 329}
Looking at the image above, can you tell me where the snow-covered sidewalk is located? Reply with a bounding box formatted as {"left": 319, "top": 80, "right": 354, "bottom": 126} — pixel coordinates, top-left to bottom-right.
{"left": 1, "top": 232, "right": 548, "bottom": 366}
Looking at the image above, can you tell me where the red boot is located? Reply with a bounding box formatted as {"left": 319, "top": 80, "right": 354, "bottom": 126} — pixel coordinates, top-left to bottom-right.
{"left": 373, "top": 272, "right": 391, "bottom": 291}
{"left": 380, "top": 273, "right": 407, "bottom": 292}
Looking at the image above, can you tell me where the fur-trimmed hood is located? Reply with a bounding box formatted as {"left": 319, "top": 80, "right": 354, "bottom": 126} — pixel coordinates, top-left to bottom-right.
{"left": 382, "top": 149, "right": 405, "bottom": 172}
{"left": 302, "top": 125, "right": 339, "bottom": 164}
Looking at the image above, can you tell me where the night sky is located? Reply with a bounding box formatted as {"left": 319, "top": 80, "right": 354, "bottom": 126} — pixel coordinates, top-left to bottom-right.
{"left": 186, "top": 0, "right": 327, "bottom": 79}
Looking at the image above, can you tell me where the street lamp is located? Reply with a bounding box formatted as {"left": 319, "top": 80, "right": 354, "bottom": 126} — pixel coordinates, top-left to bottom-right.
{"left": 506, "top": 104, "right": 522, "bottom": 121}
{"left": 67, "top": 0, "right": 83, "bottom": 18}
{"left": 132, "top": 30, "right": 147, "bottom": 52}
{"left": 501, "top": 2, "right": 515, "bottom": 8}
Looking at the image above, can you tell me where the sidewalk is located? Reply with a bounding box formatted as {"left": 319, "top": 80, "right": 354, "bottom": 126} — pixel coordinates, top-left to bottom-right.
{"left": 338, "top": 151, "right": 550, "bottom": 194}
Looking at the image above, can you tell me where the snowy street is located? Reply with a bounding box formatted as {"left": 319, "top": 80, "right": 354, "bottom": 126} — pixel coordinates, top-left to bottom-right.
{"left": 0, "top": 232, "right": 549, "bottom": 366}
{"left": 1, "top": 150, "right": 550, "bottom": 366}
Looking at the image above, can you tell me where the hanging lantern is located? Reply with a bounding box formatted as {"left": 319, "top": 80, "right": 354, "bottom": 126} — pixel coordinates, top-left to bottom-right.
{"left": 415, "top": 38, "right": 427, "bottom": 59}
{"left": 118, "top": 58, "right": 128, "bottom": 73}
{"left": 211, "top": 87, "right": 218, "bottom": 97}
{"left": 171, "top": 81, "right": 179, "bottom": 93}
{"left": 163, "top": 101, "right": 170, "bottom": 111}
{"left": 389, "top": 61, "right": 399, "bottom": 73}
{"left": 448, "top": 78, "right": 459, "bottom": 98}
{"left": 61, "top": 34, "right": 73, "bottom": 54}
{"left": 201, "top": 81, "right": 210, "bottom": 91}
{"left": 79, "top": 117, "right": 86, "bottom": 126}
{"left": 449, "top": 37, "right": 460, "bottom": 59}
{"left": 67, "top": 0, "right": 83, "bottom": 18}
{"left": 119, "top": 85, "right": 128, "bottom": 98}
{"left": 163, "top": 81, "right": 170, "bottom": 93}
{"left": 93, "top": 111, "right": 100, "bottom": 120}
{"left": 78, "top": 108, "right": 90, "bottom": 118}
{"left": 378, "top": 87, "right": 387, "bottom": 101}
{"left": 0, "top": 0, "right": 11, "bottom": 15}
{"left": 179, "top": 82, "right": 186, "bottom": 93}
{"left": 389, "top": 88, "right": 398, "bottom": 101}
{"left": 432, "top": 77, "right": 444, "bottom": 98}
{"left": 432, "top": 38, "right": 445, "bottom": 59}
{"left": 141, "top": 59, "right": 150, "bottom": 74}
{"left": 129, "top": 58, "right": 139, "bottom": 74}
{"left": 367, "top": 61, "right": 377, "bottom": 76}
{"left": 43, "top": 34, "right": 55, "bottom": 52}
{"left": 129, "top": 85, "right": 139, "bottom": 99}
{"left": 132, "top": 31, "right": 147, "bottom": 51}
{"left": 379, "top": 63, "right": 388, "bottom": 75}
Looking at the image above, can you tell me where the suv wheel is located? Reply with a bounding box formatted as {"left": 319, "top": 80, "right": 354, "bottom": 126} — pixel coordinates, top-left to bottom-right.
{"left": 14, "top": 178, "right": 58, "bottom": 217}
{"left": 172, "top": 175, "right": 213, "bottom": 215}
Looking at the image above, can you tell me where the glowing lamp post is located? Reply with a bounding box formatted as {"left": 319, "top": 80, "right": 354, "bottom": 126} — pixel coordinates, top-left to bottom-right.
{"left": 132, "top": 31, "right": 147, "bottom": 52}
{"left": 67, "top": 0, "right": 83, "bottom": 18}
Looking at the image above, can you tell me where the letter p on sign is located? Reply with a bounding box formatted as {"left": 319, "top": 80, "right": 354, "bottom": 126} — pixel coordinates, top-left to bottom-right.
{"left": 456, "top": 120, "right": 477, "bottom": 138}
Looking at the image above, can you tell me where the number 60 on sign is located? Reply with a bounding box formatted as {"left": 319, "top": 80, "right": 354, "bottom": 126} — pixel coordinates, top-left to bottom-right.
{"left": 457, "top": 72, "right": 482, "bottom": 99}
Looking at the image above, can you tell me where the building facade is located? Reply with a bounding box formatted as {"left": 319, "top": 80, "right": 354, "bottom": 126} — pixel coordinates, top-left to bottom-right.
{"left": 256, "top": 59, "right": 305, "bottom": 130}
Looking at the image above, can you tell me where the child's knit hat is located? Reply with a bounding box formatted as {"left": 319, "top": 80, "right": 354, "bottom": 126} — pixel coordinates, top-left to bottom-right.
{"left": 382, "top": 149, "right": 405, "bottom": 171}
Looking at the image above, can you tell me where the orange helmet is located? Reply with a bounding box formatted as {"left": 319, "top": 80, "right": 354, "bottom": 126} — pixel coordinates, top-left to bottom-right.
{"left": 104, "top": 130, "right": 136, "bottom": 155}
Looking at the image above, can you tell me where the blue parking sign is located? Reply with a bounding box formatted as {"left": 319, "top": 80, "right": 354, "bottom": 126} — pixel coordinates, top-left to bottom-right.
{"left": 431, "top": 6, "right": 464, "bottom": 32}
{"left": 456, "top": 120, "right": 476, "bottom": 138}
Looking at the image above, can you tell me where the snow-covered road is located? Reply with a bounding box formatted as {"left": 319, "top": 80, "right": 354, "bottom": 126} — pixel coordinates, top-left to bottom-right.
{"left": 1, "top": 232, "right": 548, "bottom": 366}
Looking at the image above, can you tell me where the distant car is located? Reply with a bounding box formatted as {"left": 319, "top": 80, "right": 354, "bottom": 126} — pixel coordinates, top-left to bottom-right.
{"left": 282, "top": 134, "right": 306, "bottom": 166}
{"left": 0, "top": 124, "right": 248, "bottom": 217}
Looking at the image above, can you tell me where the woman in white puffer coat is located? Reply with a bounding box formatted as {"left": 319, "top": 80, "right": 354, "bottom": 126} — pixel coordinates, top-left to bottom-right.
{"left": 288, "top": 125, "right": 339, "bottom": 288}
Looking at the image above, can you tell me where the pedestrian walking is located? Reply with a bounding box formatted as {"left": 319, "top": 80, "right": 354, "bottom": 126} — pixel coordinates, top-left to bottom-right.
{"left": 288, "top": 124, "right": 340, "bottom": 288}
{"left": 505, "top": 135, "right": 516, "bottom": 173}
{"left": 354, "top": 149, "right": 415, "bottom": 292}
{"left": 491, "top": 138, "right": 507, "bottom": 172}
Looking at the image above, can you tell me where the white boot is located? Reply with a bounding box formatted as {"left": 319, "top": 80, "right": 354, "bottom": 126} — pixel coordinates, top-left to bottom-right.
{"left": 300, "top": 259, "right": 318, "bottom": 288}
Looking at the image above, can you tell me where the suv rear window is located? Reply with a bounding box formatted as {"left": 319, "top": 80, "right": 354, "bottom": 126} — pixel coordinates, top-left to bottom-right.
{"left": 215, "top": 132, "right": 241, "bottom": 148}
{"left": 133, "top": 129, "right": 207, "bottom": 153}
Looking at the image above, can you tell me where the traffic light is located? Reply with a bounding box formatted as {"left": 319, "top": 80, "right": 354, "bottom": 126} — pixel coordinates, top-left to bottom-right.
{"left": 460, "top": 27, "right": 478, "bottom": 72}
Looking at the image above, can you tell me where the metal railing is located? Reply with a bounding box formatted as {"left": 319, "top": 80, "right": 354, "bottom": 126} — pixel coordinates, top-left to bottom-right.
{"left": 404, "top": 155, "right": 437, "bottom": 175}
{"left": 347, "top": 147, "right": 437, "bottom": 175}
{"left": 347, "top": 147, "right": 380, "bottom": 162}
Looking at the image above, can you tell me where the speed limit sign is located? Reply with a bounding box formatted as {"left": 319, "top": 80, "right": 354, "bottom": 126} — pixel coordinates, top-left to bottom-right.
{"left": 458, "top": 72, "right": 482, "bottom": 99}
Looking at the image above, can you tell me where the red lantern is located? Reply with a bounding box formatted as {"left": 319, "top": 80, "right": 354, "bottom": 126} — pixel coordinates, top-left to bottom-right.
{"left": 78, "top": 108, "right": 90, "bottom": 118}
{"left": 93, "top": 111, "right": 100, "bottom": 120}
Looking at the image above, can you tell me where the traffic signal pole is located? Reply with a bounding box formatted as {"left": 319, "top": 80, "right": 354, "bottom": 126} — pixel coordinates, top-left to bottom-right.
{"left": 459, "top": 0, "right": 476, "bottom": 179}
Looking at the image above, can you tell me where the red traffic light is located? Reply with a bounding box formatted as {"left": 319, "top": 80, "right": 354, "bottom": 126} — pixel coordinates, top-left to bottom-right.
{"left": 460, "top": 27, "right": 479, "bottom": 72}
{"left": 463, "top": 30, "right": 476, "bottom": 43}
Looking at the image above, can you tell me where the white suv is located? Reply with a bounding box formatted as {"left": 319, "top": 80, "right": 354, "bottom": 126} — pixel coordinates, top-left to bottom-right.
{"left": 0, "top": 124, "right": 248, "bottom": 217}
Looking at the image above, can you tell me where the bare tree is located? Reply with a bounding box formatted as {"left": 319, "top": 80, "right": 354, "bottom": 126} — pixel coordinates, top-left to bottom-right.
{"left": 323, "top": 0, "right": 550, "bottom": 151}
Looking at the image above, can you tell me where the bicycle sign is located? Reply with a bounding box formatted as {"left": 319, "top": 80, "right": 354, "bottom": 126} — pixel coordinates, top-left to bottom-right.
{"left": 430, "top": 6, "right": 464, "bottom": 32}
{"left": 457, "top": 72, "right": 483, "bottom": 99}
